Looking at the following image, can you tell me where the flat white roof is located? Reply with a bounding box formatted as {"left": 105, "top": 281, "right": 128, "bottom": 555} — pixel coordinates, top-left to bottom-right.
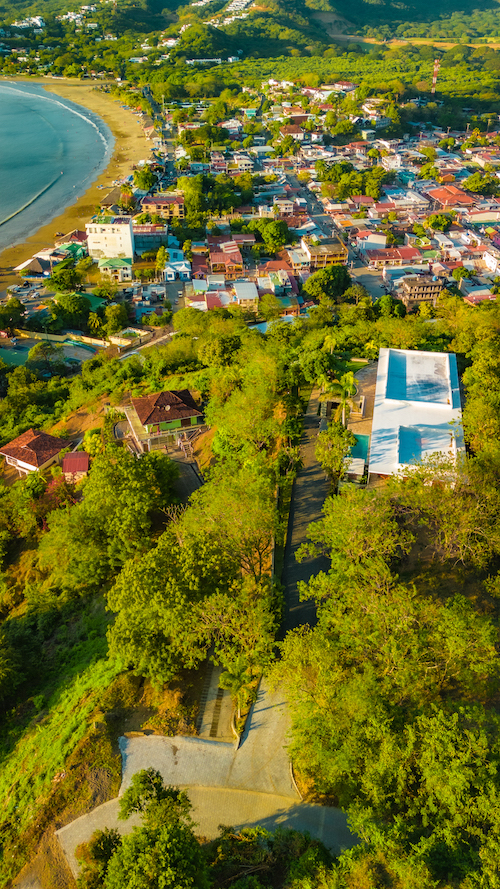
{"left": 233, "top": 281, "right": 258, "bottom": 300}
{"left": 368, "top": 348, "right": 463, "bottom": 478}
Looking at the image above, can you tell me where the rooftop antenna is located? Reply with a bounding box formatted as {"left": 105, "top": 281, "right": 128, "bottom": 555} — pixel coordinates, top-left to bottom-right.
{"left": 431, "top": 58, "right": 440, "bottom": 95}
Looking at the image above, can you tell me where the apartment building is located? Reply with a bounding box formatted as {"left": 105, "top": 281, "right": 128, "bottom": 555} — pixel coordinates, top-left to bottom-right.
{"left": 300, "top": 235, "right": 348, "bottom": 269}
{"left": 141, "top": 194, "right": 185, "bottom": 220}
{"left": 85, "top": 216, "right": 134, "bottom": 259}
{"left": 398, "top": 275, "right": 443, "bottom": 311}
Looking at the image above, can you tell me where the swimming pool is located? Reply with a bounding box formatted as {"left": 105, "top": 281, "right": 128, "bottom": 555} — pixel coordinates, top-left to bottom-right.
{"left": 61, "top": 339, "right": 96, "bottom": 353}
{"left": 351, "top": 434, "right": 370, "bottom": 463}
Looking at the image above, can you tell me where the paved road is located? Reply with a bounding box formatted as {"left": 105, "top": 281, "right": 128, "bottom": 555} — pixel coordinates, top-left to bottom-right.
{"left": 57, "top": 786, "right": 355, "bottom": 879}
{"left": 298, "top": 185, "right": 387, "bottom": 301}
{"left": 120, "top": 679, "right": 294, "bottom": 799}
{"left": 280, "top": 389, "right": 330, "bottom": 635}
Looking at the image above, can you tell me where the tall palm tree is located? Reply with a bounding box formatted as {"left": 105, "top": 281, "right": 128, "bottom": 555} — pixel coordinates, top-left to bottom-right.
{"left": 322, "top": 371, "right": 357, "bottom": 427}
{"left": 322, "top": 330, "right": 339, "bottom": 355}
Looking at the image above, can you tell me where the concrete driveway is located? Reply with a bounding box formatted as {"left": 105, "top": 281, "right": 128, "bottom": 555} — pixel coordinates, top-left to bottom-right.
{"left": 57, "top": 786, "right": 356, "bottom": 879}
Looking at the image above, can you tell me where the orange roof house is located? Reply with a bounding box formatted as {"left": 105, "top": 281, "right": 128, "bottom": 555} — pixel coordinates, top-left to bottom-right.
{"left": 0, "top": 429, "right": 71, "bottom": 475}
{"left": 426, "top": 185, "right": 475, "bottom": 209}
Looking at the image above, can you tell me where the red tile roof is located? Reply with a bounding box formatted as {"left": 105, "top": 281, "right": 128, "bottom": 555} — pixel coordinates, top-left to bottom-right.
{"left": 206, "top": 294, "right": 223, "bottom": 310}
{"left": 131, "top": 390, "right": 202, "bottom": 426}
{"left": 0, "top": 429, "right": 70, "bottom": 468}
{"left": 426, "top": 185, "right": 475, "bottom": 207}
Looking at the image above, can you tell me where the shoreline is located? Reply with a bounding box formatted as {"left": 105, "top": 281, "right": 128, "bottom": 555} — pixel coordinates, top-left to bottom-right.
{"left": 0, "top": 78, "right": 151, "bottom": 292}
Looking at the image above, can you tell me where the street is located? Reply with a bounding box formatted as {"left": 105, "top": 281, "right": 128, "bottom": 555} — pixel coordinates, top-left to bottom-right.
{"left": 297, "top": 181, "right": 387, "bottom": 301}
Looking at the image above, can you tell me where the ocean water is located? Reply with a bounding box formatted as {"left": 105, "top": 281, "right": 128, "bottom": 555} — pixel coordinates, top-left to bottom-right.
{"left": 0, "top": 81, "right": 114, "bottom": 252}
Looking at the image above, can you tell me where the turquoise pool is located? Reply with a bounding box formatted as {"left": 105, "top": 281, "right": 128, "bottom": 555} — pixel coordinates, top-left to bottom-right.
{"left": 351, "top": 434, "right": 370, "bottom": 463}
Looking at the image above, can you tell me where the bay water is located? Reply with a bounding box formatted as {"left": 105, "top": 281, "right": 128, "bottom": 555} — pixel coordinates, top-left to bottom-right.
{"left": 0, "top": 81, "right": 114, "bottom": 252}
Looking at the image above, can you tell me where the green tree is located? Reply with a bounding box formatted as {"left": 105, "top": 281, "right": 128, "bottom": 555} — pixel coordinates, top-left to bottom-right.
{"left": 77, "top": 828, "right": 121, "bottom": 889}
{"left": 119, "top": 770, "right": 191, "bottom": 821}
{"left": 48, "top": 291, "right": 91, "bottom": 331}
{"left": 49, "top": 263, "right": 83, "bottom": 293}
{"left": 0, "top": 297, "right": 25, "bottom": 334}
{"left": 321, "top": 371, "right": 357, "bottom": 426}
{"left": 133, "top": 167, "right": 157, "bottom": 191}
{"left": 464, "top": 170, "right": 500, "bottom": 195}
{"left": 27, "top": 341, "right": 64, "bottom": 373}
{"left": 155, "top": 245, "right": 168, "bottom": 275}
{"left": 315, "top": 421, "right": 355, "bottom": 486}
{"left": 427, "top": 212, "right": 453, "bottom": 232}
{"left": 259, "top": 292, "right": 283, "bottom": 321}
{"left": 104, "top": 303, "right": 129, "bottom": 336}
{"left": 452, "top": 266, "right": 474, "bottom": 281}
{"left": 219, "top": 655, "right": 253, "bottom": 721}
{"left": 103, "top": 819, "right": 209, "bottom": 889}
{"left": 93, "top": 281, "right": 118, "bottom": 301}
{"left": 303, "top": 265, "right": 351, "bottom": 305}
{"left": 107, "top": 526, "right": 238, "bottom": 684}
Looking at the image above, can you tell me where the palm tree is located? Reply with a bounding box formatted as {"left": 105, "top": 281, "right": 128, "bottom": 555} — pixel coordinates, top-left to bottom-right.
{"left": 88, "top": 312, "right": 102, "bottom": 335}
{"left": 322, "top": 330, "right": 339, "bottom": 355}
{"left": 219, "top": 656, "right": 253, "bottom": 722}
{"left": 322, "top": 371, "right": 357, "bottom": 427}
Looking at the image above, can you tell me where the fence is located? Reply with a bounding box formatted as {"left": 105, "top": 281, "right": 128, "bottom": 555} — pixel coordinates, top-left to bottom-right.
{"left": 14, "top": 329, "right": 106, "bottom": 347}
{"left": 13, "top": 329, "right": 152, "bottom": 351}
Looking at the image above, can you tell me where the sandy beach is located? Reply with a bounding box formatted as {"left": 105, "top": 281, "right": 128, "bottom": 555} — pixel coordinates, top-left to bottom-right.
{"left": 0, "top": 78, "right": 152, "bottom": 291}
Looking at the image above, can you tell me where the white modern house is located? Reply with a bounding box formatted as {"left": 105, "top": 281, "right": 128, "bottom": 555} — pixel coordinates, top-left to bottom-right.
{"left": 367, "top": 348, "right": 464, "bottom": 481}
{"left": 85, "top": 216, "right": 135, "bottom": 259}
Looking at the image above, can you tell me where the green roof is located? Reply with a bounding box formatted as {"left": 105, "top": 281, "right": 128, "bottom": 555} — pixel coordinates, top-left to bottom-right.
{"left": 98, "top": 257, "right": 133, "bottom": 269}
{"left": 86, "top": 294, "right": 108, "bottom": 311}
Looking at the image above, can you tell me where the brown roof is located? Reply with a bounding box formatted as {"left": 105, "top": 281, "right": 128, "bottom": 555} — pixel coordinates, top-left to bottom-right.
{"left": 131, "top": 390, "right": 202, "bottom": 426}
{"left": 0, "top": 429, "right": 70, "bottom": 468}
{"left": 62, "top": 452, "right": 90, "bottom": 473}
{"left": 142, "top": 195, "right": 184, "bottom": 206}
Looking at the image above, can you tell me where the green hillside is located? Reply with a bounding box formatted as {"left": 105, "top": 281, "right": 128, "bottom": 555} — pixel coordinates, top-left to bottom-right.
{"left": 3, "top": 0, "right": 500, "bottom": 42}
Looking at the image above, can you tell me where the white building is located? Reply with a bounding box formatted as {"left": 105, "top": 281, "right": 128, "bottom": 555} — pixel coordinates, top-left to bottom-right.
{"left": 368, "top": 348, "right": 463, "bottom": 481}
{"left": 86, "top": 216, "right": 135, "bottom": 259}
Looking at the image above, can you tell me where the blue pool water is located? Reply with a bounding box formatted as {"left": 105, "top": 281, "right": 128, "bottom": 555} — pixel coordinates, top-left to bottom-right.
{"left": 351, "top": 434, "right": 370, "bottom": 462}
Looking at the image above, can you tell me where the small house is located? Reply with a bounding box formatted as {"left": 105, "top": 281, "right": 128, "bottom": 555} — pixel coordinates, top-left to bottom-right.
{"left": 126, "top": 390, "right": 203, "bottom": 452}
{"left": 0, "top": 429, "right": 71, "bottom": 475}
{"left": 98, "top": 257, "right": 133, "bottom": 282}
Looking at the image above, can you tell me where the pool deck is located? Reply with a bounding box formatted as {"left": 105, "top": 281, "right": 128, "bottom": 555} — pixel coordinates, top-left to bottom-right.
{"left": 348, "top": 363, "right": 377, "bottom": 438}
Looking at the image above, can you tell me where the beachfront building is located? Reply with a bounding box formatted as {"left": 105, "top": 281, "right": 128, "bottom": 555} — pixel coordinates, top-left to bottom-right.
{"left": 85, "top": 216, "right": 135, "bottom": 260}
{"left": 367, "top": 348, "right": 463, "bottom": 483}
{"left": 141, "top": 194, "right": 185, "bottom": 220}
